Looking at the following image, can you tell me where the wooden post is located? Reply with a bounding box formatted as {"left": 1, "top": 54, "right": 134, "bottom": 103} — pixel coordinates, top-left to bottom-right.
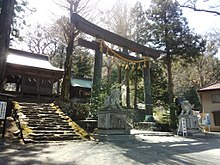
{"left": 134, "top": 64, "right": 138, "bottom": 110}
{"left": 125, "top": 67, "right": 130, "bottom": 109}
{"left": 143, "top": 60, "right": 152, "bottom": 115}
{"left": 36, "top": 77, "right": 40, "bottom": 98}
{"left": 118, "top": 64, "right": 122, "bottom": 84}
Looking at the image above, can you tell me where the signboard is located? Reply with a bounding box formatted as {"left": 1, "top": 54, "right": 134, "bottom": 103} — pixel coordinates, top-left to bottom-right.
{"left": 202, "top": 113, "right": 210, "bottom": 126}
{"left": 0, "top": 101, "right": 7, "bottom": 120}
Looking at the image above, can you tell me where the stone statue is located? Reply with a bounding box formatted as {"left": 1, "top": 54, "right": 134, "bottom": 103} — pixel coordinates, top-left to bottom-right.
{"left": 104, "top": 88, "right": 122, "bottom": 110}
{"left": 180, "top": 100, "right": 192, "bottom": 115}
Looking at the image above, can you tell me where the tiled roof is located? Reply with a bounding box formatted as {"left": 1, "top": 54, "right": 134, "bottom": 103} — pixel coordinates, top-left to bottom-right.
{"left": 198, "top": 82, "right": 220, "bottom": 92}
{"left": 71, "top": 78, "right": 92, "bottom": 88}
{"left": 7, "top": 49, "right": 63, "bottom": 72}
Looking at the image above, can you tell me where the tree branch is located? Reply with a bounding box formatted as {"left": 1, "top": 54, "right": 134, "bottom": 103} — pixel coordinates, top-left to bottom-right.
{"left": 179, "top": 4, "right": 220, "bottom": 15}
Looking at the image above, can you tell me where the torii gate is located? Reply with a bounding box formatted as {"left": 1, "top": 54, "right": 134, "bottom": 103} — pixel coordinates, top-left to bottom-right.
{"left": 71, "top": 13, "right": 160, "bottom": 116}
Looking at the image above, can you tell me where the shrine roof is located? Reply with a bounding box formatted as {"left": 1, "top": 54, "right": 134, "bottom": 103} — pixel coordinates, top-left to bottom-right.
{"left": 71, "top": 77, "right": 92, "bottom": 89}
{"left": 6, "top": 49, "right": 63, "bottom": 72}
{"left": 198, "top": 82, "right": 220, "bottom": 92}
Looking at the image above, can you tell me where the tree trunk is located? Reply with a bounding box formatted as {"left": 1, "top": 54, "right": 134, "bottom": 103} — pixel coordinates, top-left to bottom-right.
{"left": 167, "top": 52, "right": 176, "bottom": 128}
{"left": 0, "top": 0, "right": 15, "bottom": 90}
{"left": 60, "top": 42, "right": 73, "bottom": 101}
{"left": 164, "top": 18, "right": 176, "bottom": 128}
{"left": 60, "top": 1, "right": 76, "bottom": 101}
{"left": 166, "top": 53, "right": 174, "bottom": 104}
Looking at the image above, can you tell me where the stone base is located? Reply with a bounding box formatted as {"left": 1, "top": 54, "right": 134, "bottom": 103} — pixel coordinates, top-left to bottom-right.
{"left": 97, "top": 129, "right": 130, "bottom": 135}
{"left": 95, "top": 129, "right": 134, "bottom": 141}
{"left": 95, "top": 133, "right": 134, "bottom": 141}
{"left": 178, "top": 115, "right": 199, "bottom": 130}
{"left": 134, "top": 122, "right": 157, "bottom": 130}
{"left": 98, "top": 109, "right": 127, "bottom": 129}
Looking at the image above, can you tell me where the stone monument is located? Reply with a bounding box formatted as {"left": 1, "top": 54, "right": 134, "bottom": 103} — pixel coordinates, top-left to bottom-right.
{"left": 177, "top": 100, "right": 199, "bottom": 136}
{"left": 96, "top": 88, "right": 133, "bottom": 141}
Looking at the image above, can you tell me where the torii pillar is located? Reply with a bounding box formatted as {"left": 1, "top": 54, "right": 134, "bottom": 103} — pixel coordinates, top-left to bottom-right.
{"left": 92, "top": 40, "right": 103, "bottom": 98}
{"left": 143, "top": 59, "right": 153, "bottom": 115}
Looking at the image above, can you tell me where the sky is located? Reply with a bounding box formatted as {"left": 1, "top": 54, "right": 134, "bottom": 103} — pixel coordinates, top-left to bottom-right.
{"left": 26, "top": 0, "right": 220, "bottom": 34}
{"left": 21, "top": 0, "right": 220, "bottom": 58}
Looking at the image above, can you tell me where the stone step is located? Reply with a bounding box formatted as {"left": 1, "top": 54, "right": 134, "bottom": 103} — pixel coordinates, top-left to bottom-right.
{"left": 27, "top": 121, "right": 70, "bottom": 126}
{"left": 26, "top": 119, "right": 69, "bottom": 125}
{"left": 18, "top": 102, "right": 85, "bottom": 142}
{"left": 20, "top": 109, "right": 57, "bottom": 113}
{"left": 24, "top": 116, "right": 60, "bottom": 120}
{"left": 30, "top": 134, "right": 82, "bottom": 141}
{"left": 19, "top": 102, "right": 51, "bottom": 106}
{"left": 31, "top": 130, "right": 76, "bottom": 134}
{"left": 24, "top": 113, "right": 65, "bottom": 118}
{"left": 20, "top": 106, "right": 45, "bottom": 109}
{"left": 31, "top": 126, "right": 73, "bottom": 130}
{"left": 24, "top": 114, "right": 61, "bottom": 119}
{"left": 20, "top": 107, "right": 53, "bottom": 111}
{"left": 27, "top": 122, "right": 71, "bottom": 127}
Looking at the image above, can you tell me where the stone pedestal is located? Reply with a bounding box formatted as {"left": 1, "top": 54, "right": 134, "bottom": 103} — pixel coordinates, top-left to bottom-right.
{"left": 177, "top": 115, "right": 200, "bottom": 136}
{"left": 179, "top": 115, "right": 199, "bottom": 129}
{"left": 96, "top": 109, "right": 134, "bottom": 141}
{"left": 98, "top": 109, "right": 127, "bottom": 129}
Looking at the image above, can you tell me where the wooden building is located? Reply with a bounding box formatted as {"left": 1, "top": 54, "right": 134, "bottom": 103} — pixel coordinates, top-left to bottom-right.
{"left": 70, "top": 77, "right": 92, "bottom": 100}
{"left": 4, "top": 49, "right": 63, "bottom": 96}
{"left": 198, "top": 82, "right": 220, "bottom": 132}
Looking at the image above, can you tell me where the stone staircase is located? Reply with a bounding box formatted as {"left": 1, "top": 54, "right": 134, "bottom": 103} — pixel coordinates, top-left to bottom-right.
{"left": 15, "top": 102, "right": 89, "bottom": 143}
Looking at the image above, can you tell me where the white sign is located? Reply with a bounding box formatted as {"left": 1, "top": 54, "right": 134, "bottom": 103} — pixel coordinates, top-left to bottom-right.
{"left": 202, "top": 113, "right": 210, "bottom": 126}
{"left": 0, "top": 101, "right": 7, "bottom": 120}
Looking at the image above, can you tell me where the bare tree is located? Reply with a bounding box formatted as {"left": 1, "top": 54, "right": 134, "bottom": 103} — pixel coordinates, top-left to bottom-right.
{"left": 55, "top": 0, "right": 100, "bottom": 101}
{"left": 177, "top": 0, "right": 220, "bottom": 15}
{"left": 26, "top": 24, "right": 58, "bottom": 55}
{"left": 101, "top": 0, "right": 132, "bottom": 38}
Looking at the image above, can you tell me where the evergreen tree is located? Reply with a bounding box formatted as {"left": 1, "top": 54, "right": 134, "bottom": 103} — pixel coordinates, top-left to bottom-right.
{"left": 130, "top": 1, "right": 146, "bottom": 44}
{"left": 73, "top": 49, "right": 93, "bottom": 78}
{"left": 143, "top": 0, "right": 205, "bottom": 127}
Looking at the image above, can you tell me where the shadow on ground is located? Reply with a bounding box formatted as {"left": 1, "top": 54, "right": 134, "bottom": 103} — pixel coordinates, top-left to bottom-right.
{"left": 111, "top": 134, "right": 220, "bottom": 164}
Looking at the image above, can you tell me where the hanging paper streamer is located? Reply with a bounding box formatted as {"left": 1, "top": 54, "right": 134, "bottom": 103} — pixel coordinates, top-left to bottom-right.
{"left": 125, "top": 63, "right": 129, "bottom": 70}
{"left": 138, "top": 63, "right": 141, "bottom": 70}
{"left": 132, "top": 63, "right": 135, "bottom": 70}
